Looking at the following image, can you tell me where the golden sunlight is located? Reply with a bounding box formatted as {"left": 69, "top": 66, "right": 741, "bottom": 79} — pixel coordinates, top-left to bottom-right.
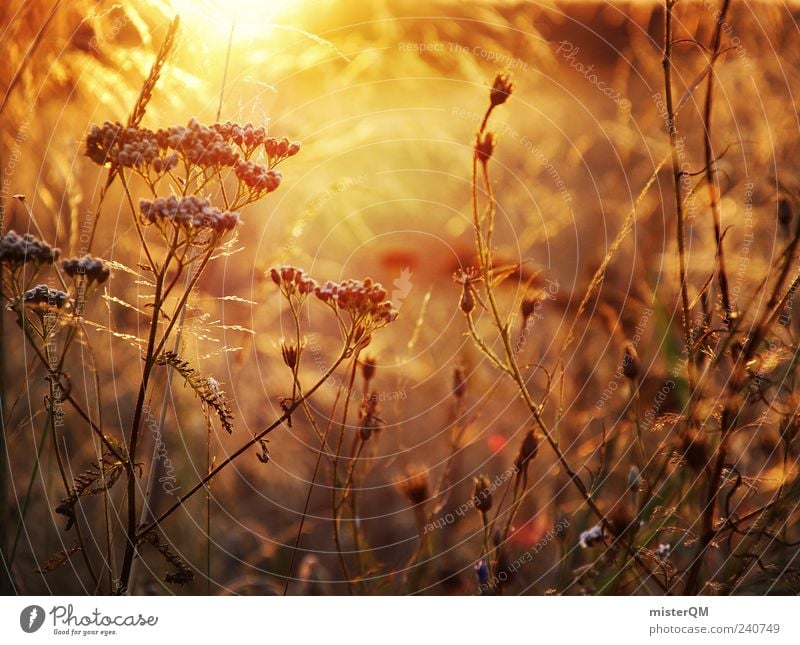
{"left": 166, "top": 0, "right": 301, "bottom": 41}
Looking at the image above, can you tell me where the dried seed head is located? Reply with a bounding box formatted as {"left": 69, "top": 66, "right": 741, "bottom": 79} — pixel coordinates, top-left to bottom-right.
{"left": 361, "top": 355, "right": 377, "bottom": 383}
{"left": 256, "top": 439, "right": 270, "bottom": 464}
{"left": 472, "top": 475, "right": 493, "bottom": 513}
{"left": 515, "top": 429, "right": 539, "bottom": 471}
{"left": 396, "top": 466, "right": 430, "bottom": 506}
{"left": 280, "top": 340, "right": 298, "bottom": 369}
{"left": 475, "top": 131, "right": 496, "bottom": 164}
{"left": 489, "top": 72, "right": 515, "bottom": 107}
{"left": 22, "top": 284, "right": 70, "bottom": 311}
{"left": 314, "top": 277, "right": 398, "bottom": 330}
{"left": 520, "top": 295, "right": 537, "bottom": 321}
{"left": 460, "top": 283, "right": 475, "bottom": 314}
{"left": 139, "top": 196, "right": 239, "bottom": 235}
{"left": 61, "top": 255, "right": 110, "bottom": 286}
{"left": 621, "top": 341, "right": 640, "bottom": 381}
{"left": 0, "top": 230, "right": 59, "bottom": 268}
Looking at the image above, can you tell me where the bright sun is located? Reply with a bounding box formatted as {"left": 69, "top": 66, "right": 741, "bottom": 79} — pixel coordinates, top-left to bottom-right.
{"left": 166, "top": 0, "right": 300, "bottom": 41}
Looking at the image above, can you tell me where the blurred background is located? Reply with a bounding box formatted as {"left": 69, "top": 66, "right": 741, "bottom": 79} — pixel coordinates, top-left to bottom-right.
{"left": 1, "top": 0, "right": 799, "bottom": 594}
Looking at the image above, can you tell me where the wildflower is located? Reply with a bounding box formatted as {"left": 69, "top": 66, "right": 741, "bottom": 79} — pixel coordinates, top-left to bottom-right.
{"left": 22, "top": 284, "right": 70, "bottom": 311}
{"left": 61, "top": 255, "right": 110, "bottom": 287}
{"left": 520, "top": 295, "right": 537, "bottom": 323}
{"left": 314, "top": 277, "right": 398, "bottom": 330}
{"left": 474, "top": 560, "right": 490, "bottom": 587}
{"left": 395, "top": 466, "right": 430, "bottom": 506}
{"left": 360, "top": 355, "right": 377, "bottom": 383}
{"left": 578, "top": 524, "right": 604, "bottom": 549}
{"left": 139, "top": 196, "right": 239, "bottom": 235}
{"left": 85, "top": 121, "right": 160, "bottom": 169}
{"left": 280, "top": 341, "right": 298, "bottom": 369}
{"left": 475, "top": 131, "right": 496, "bottom": 164}
{"left": 653, "top": 543, "right": 671, "bottom": 562}
{"left": 157, "top": 118, "right": 239, "bottom": 168}
{"left": 621, "top": 341, "right": 640, "bottom": 381}
{"left": 472, "top": 475, "right": 493, "bottom": 513}
{"left": 514, "top": 429, "right": 538, "bottom": 472}
{"left": 0, "top": 230, "right": 59, "bottom": 268}
{"left": 268, "top": 265, "right": 317, "bottom": 298}
{"left": 489, "top": 72, "right": 515, "bottom": 107}
{"left": 460, "top": 282, "right": 475, "bottom": 314}
{"left": 234, "top": 159, "right": 282, "bottom": 194}
{"left": 264, "top": 137, "right": 301, "bottom": 167}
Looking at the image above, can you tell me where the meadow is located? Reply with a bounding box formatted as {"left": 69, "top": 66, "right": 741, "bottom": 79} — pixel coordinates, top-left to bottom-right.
{"left": 1, "top": 0, "right": 799, "bottom": 595}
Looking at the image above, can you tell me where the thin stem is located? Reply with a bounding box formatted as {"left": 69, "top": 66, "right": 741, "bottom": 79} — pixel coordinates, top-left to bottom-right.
{"left": 663, "top": 0, "right": 694, "bottom": 376}
{"left": 135, "top": 345, "right": 350, "bottom": 540}
{"left": 283, "top": 389, "right": 341, "bottom": 596}
{"left": 704, "top": 0, "right": 734, "bottom": 323}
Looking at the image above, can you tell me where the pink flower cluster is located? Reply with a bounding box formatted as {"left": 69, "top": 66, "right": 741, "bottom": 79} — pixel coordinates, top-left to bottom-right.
{"left": 139, "top": 196, "right": 240, "bottom": 234}
{"left": 314, "top": 277, "right": 398, "bottom": 325}
{"left": 234, "top": 160, "right": 282, "bottom": 194}
{"left": 264, "top": 137, "right": 301, "bottom": 167}
{"left": 85, "top": 119, "right": 300, "bottom": 181}
{"left": 157, "top": 118, "right": 239, "bottom": 168}
{"left": 61, "top": 255, "right": 110, "bottom": 285}
{"left": 0, "top": 230, "right": 59, "bottom": 267}
{"left": 85, "top": 122, "right": 172, "bottom": 170}
{"left": 268, "top": 265, "right": 317, "bottom": 296}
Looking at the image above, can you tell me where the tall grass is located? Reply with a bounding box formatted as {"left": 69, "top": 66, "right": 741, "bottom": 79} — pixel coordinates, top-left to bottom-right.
{"left": 1, "top": 0, "right": 799, "bottom": 595}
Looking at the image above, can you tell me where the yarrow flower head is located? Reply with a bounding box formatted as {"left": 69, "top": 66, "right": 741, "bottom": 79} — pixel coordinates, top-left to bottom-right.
{"left": 85, "top": 121, "right": 165, "bottom": 170}
{"left": 268, "top": 265, "right": 318, "bottom": 297}
{"left": 0, "top": 230, "right": 59, "bottom": 268}
{"left": 22, "top": 284, "right": 70, "bottom": 311}
{"left": 234, "top": 160, "right": 282, "bottom": 195}
{"left": 139, "top": 196, "right": 240, "bottom": 236}
{"left": 61, "top": 255, "right": 110, "bottom": 287}
{"left": 157, "top": 118, "right": 239, "bottom": 168}
{"left": 314, "top": 277, "right": 398, "bottom": 330}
